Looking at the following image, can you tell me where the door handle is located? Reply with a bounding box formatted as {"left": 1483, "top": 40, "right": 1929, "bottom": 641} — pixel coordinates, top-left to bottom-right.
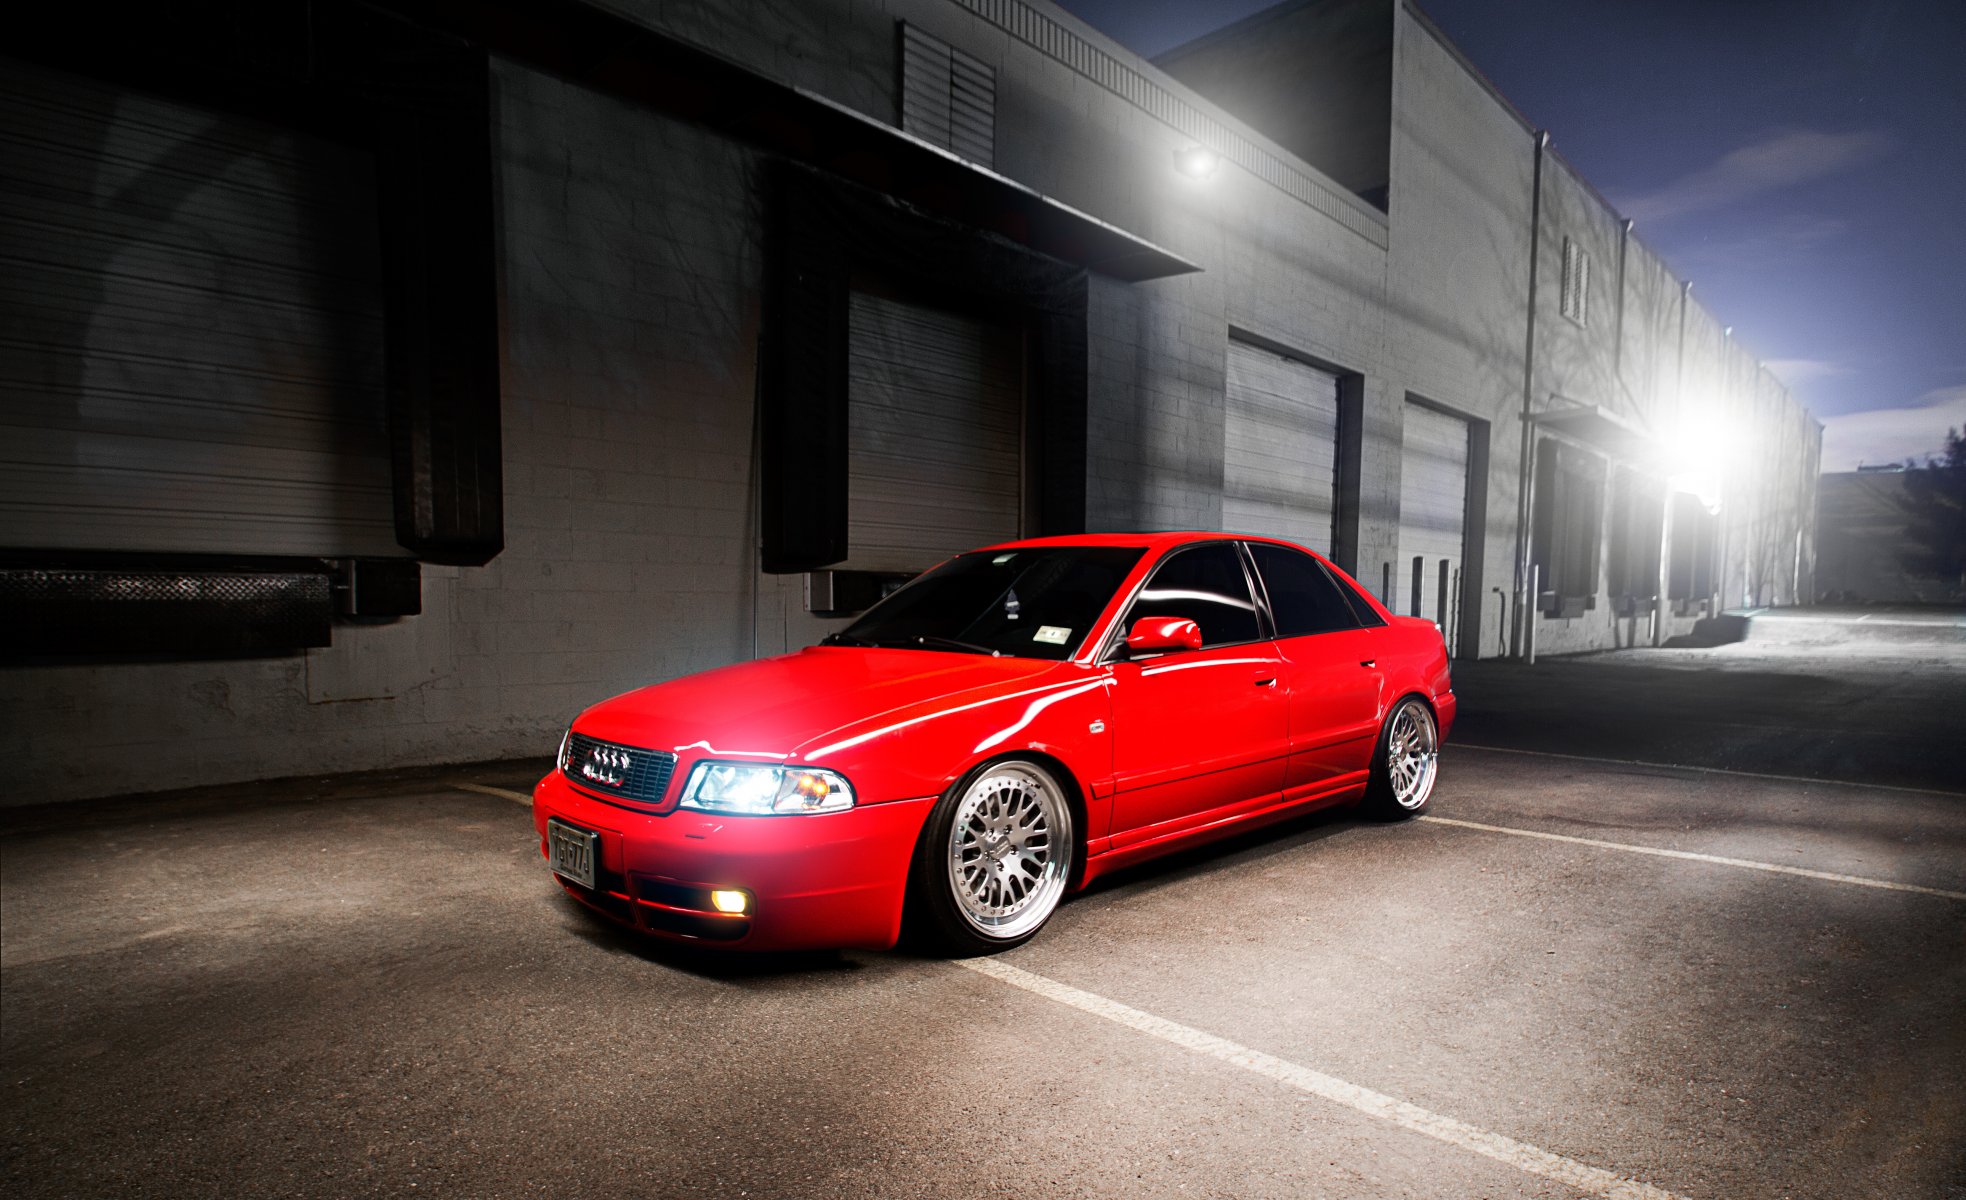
{"left": 1253, "top": 677, "right": 1277, "bottom": 687}
{"left": 1359, "top": 659, "right": 1376, "bottom": 668}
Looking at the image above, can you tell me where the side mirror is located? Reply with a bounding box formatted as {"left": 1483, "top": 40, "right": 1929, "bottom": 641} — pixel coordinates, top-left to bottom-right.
{"left": 1126, "top": 616, "right": 1203, "bottom": 654}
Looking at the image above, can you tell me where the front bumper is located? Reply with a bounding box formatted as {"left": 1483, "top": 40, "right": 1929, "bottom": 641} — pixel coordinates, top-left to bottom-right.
{"left": 532, "top": 771, "right": 935, "bottom": 952}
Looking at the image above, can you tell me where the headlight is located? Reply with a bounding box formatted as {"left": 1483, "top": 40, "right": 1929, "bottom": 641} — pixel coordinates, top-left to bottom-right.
{"left": 679, "top": 762, "right": 856, "bottom": 815}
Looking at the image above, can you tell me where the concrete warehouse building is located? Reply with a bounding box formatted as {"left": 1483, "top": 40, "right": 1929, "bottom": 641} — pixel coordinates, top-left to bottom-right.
{"left": 1815, "top": 468, "right": 1966, "bottom": 605}
{"left": 0, "top": 0, "right": 1821, "bottom": 802}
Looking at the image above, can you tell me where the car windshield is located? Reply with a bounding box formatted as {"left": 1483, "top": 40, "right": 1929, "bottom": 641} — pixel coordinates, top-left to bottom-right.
{"left": 822, "top": 546, "right": 1145, "bottom": 660}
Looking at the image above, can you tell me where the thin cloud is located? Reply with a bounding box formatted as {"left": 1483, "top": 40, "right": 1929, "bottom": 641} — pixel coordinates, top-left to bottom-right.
{"left": 1672, "top": 214, "right": 1850, "bottom": 273}
{"left": 1819, "top": 385, "right": 1966, "bottom": 471}
{"left": 1766, "top": 359, "right": 1848, "bottom": 388}
{"left": 1617, "top": 129, "right": 1894, "bottom": 224}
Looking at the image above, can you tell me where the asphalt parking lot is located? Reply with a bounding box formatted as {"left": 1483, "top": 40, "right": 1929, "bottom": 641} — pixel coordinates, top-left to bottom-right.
{"left": 5, "top": 609, "right": 1964, "bottom": 1199}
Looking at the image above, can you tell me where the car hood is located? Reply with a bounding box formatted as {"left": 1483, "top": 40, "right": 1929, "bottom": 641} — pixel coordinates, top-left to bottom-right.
{"left": 569, "top": 646, "right": 1067, "bottom": 761}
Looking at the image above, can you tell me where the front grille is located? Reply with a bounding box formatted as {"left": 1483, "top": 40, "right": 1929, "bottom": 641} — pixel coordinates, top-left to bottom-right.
{"left": 562, "top": 733, "right": 678, "bottom": 807}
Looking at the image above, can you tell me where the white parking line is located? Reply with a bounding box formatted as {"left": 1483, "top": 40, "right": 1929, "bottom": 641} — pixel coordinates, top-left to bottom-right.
{"left": 958, "top": 957, "right": 1690, "bottom": 1200}
{"left": 1454, "top": 742, "right": 1966, "bottom": 798}
{"left": 1765, "top": 613, "right": 1961, "bottom": 629}
{"left": 453, "top": 782, "right": 533, "bottom": 806}
{"left": 1420, "top": 815, "right": 1966, "bottom": 900}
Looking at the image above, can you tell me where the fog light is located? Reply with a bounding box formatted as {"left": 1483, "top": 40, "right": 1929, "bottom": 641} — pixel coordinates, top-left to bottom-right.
{"left": 709, "top": 889, "right": 749, "bottom": 915}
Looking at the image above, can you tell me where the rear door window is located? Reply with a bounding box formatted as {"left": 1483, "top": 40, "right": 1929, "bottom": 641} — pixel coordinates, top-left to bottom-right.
{"left": 1247, "top": 543, "right": 1358, "bottom": 637}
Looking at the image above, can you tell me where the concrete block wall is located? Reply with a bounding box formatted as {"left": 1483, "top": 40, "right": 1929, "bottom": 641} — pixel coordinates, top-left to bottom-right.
{"left": 1386, "top": 0, "right": 1818, "bottom": 656}
{"left": 3, "top": 0, "right": 1829, "bottom": 801}
{"left": 4, "top": 59, "right": 777, "bottom": 803}
{"left": 1534, "top": 154, "right": 1629, "bottom": 422}
{"left": 603, "top": 0, "right": 1404, "bottom": 553}
{"left": 924, "top": 0, "right": 1402, "bottom": 553}
{"left": 1383, "top": 4, "right": 1535, "bottom": 651}
{"left": 472, "top": 61, "right": 767, "bottom": 730}
{"left": 1619, "top": 238, "right": 1683, "bottom": 424}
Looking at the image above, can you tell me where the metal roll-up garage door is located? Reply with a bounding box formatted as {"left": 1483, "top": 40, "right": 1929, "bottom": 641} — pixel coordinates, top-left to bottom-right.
{"left": 1223, "top": 339, "right": 1339, "bottom": 554}
{"left": 844, "top": 290, "right": 1023, "bottom": 573}
{"left": 1396, "top": 402, "right": 1470, "bottom": 626}
{"left": 0, "top": 56, "right": 398, "bottom": 558}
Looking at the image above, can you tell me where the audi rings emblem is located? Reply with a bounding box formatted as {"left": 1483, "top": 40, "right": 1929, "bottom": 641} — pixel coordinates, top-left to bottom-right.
{"left": 581, "top": 745, "right": 633, "bottom": 787}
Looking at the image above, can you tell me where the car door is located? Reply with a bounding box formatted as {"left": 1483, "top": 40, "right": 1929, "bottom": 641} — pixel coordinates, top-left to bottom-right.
{"left": 1108, "top": 542, "right": 1289, "bottom": 849}
{"left": 1244, "top": 542, "right": 1386, "bottom": 801}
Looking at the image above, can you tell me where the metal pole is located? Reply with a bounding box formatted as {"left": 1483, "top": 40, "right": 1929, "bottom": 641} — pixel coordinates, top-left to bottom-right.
{"left": 1654, "top": 488, "right": 1673, "bottom": 646}
{"left": 1450, "top": 567, "right": 1462, "bottom": 657}
{"left": 1511, "top": 130, "right": 1551, "bottom": 659}
{"left": 1526, "top": 564, "right": 1539, "bottom": 665}
{"left": 1437, "top": 559, "right": 1450, "bottom": 635}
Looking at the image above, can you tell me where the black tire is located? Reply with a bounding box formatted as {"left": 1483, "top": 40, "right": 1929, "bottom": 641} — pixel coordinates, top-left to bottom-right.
{"left": 1362, "top": 695, "right": 1440, "bottom": 820}
{"left": 908, "top": 757, "right": 1076, "bottom": 955}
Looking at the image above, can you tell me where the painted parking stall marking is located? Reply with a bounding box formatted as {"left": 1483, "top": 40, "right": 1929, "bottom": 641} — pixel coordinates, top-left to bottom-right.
{"left": 958, "top": 957, "right": 1691, "bottom": 1200}
{"left": 453, "top": 782, "right": 534, "bottom": 806}
{"left": 1421, "top": 815, "right": 1966, "bottom": 900}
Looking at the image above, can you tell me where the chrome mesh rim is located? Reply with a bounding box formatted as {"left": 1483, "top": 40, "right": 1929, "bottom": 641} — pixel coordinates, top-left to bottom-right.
{"left": 946, "top": 762, "right": 1072, "bottom": 940}
{"left": 1387, "top": 700, "right": 1439, "bottom": 810}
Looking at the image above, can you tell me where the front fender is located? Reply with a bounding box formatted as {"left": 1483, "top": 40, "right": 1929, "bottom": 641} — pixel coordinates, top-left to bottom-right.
{"left": 792, "top": 664, "right": 1117, "bottom": 840}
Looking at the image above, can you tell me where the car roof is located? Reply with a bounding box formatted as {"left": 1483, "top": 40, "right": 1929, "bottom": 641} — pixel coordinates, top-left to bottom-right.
{"left": 950, "top": 531, "right": 1397, "bottom": 629}
{"left": 981, "top": 530, "right": 1312, "bottom": 554}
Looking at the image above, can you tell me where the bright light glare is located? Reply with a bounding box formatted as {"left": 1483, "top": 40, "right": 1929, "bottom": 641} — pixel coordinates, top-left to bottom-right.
{"left": 710, "top": 889, "right": 749, "bottom": 915}
{"left": 680, "top": 762, "right": 855, "bottom": 815}
{"left": 1667, "top": 407, "right": 1743, "bottom": 512}
{"left": 699, "top": 764, "right": 778, "bottom": 807}
{"left": 1174, "top": 144, "right": 1220, "bottom": 180}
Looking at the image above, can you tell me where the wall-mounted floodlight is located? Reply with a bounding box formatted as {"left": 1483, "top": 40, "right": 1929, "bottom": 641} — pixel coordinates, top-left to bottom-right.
{"left": 1174, "top": 144, "right": 1221, "bottom": 180}
{"left": 1667, "top": 406, "right": 1743, "bottom": 513}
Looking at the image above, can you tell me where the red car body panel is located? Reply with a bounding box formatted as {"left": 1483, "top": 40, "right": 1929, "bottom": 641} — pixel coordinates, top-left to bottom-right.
{"left": 532, "top": 532, "right": 1454, "bottom": 951}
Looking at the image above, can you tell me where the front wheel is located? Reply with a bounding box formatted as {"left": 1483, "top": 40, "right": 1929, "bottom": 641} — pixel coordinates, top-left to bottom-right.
{"left": 910, "top": 758, "right": 1075, "bottom": 955}
{"left": 1363, "top": 696, "right": 1439, "bottom": 819}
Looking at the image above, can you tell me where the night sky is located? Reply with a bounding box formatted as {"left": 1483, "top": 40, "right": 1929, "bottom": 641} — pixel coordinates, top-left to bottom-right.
{"left": 1054, "top": 0, "right": 1966, "bottom": 470}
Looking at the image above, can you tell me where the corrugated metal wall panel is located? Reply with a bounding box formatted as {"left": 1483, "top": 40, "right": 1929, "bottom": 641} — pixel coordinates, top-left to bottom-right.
{"left": 0, "top": 57, "right": 397, "bottom": 558}
{"left": 1396, "top": 403, "right": 1469, "bottom": 623}
{"left": 1223, "top": 340, "right": 1339, "bottom": 554}
{"left": 845, "top": 290, "right": 1023, "bottom": 573}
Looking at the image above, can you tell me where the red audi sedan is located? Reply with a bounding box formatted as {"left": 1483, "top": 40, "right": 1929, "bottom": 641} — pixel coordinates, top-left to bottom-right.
{"left": 532, "top": 533, "right": 1453, "bottom": 954}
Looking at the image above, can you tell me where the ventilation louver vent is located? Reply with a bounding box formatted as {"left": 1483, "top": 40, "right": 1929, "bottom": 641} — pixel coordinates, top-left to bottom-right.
{"left": 900, "top": 23, "right": 996, "bottom": 168}
{"left": 1561, "top": 238, "right": 1591, "bottom": 326}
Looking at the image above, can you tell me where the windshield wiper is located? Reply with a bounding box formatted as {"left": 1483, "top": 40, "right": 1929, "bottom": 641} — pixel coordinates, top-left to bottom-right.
{"left": 912, "top": 635, "right": 1001, "bottom": 656}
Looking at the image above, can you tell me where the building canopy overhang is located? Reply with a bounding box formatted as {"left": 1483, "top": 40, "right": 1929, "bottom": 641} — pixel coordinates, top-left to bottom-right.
{"left": 1530, "top": 399, "right": 1662, "bottom": 466}
{"left": 395, "top": 0, "right": 1202, "bottom": 282}
{"left": 30, "top": 0, "right": 1200, "bottom": 283}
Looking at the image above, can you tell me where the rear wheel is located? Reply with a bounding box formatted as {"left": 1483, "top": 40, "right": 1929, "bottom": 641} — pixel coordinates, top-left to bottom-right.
{"left": 1363, "top": 696, "right": 1439, "bottom": 819}
{"left": 911, "top": 758, "right": 1075, "bottom": 955}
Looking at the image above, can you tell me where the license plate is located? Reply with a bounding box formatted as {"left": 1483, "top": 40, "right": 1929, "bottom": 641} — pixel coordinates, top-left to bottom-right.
{"left": 546, "top": 818, "right": 599, "bottom": 889}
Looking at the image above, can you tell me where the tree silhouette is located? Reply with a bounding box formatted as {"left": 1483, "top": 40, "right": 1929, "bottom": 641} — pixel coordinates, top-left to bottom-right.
{"left": 1901, "top": 426, "right": 1966, "bottom": 589}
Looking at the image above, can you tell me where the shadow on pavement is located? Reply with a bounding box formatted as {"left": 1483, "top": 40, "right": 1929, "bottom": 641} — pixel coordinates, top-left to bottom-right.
{"left": 1663, "top": 613, "right": 1749, "bottom": 648}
